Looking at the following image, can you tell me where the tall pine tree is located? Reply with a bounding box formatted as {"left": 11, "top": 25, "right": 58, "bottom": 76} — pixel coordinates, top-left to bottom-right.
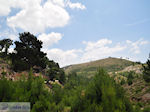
{"left": 143, "top": 54, "right": 150, "bottom": 82}
{"left": 11, "top": 32, "right": 47, "bottom": 71}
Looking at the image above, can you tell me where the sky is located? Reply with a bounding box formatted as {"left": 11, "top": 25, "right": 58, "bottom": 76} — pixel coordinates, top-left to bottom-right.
{"left": 0, "top": 0, "right": 150, "bottom": 67}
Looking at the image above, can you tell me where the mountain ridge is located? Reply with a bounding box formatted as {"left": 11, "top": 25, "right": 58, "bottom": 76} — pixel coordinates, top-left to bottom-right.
{"left": 64, "top": 57, "right": 134, "bottom": 76}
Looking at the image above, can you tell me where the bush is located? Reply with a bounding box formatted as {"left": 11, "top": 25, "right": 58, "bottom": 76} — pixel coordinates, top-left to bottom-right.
{"left": 69, "top": 68, "right": 134, "bottom": 112}
{"left": 46, "top": 60, "right": 65, "bottom": 84}
{"left": 143, "top": 59, "right": 150, "bottom": 83}
{"left": 120, "top": 79, "right": 126, "bottom": 85}
{"left": 0, "top": 68, "right": 136, "bottom": 112}
{"left": 143, "top": 107, "right": 150, "bottom": 112}
{"left": 128, "top": 79, "right": 133, "bottom": 85}
{"left": 127, "top": 71, "right": 134, "bottom": 85}
{"left": 1, "top": 71, "right": 7, "bottom": 77}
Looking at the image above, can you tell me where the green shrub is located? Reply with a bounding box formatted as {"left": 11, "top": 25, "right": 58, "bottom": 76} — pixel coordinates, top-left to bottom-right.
{"left": 143, "top": 107, "right": 150, "bottom": 112}
{"left": 1, "top": 71, "right": 7, "bottom": 77}
{"left": 128, "top": 79, "right": 133, "bottom": 85}
{"left": 120, "top": 79, "right": 126, "bottom": 85}
{"left": 0, "top": 68, "right": 136, "bottom": 112}
{"left": 143, "top": 59, "right": 150, "bottom": 83}
{"left": 69, "top": 68, "right": 134, "bottom": 112}
{"left": 127, "top": 71, "right": 134, "bottom": 85}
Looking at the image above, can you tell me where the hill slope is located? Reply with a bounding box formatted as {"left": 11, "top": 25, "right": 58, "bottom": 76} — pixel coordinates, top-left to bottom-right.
{"left": 64, "top": 57, "right": 134, "bottom": 77}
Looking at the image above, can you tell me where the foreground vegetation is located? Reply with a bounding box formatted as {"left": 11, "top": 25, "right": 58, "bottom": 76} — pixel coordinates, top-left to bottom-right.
{"left": 0, "top": 68, "right": 139, "bottom": 112}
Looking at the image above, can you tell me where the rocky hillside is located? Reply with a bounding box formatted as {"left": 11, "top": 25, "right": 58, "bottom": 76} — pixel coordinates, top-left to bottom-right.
{"left": 109, "top": 64, "right": 150, "bottom": 109}
{"left": 0, "top": 58, "right": 49, "bottom": 81}
{"left": 64, "top": 57, "right": 150, "bottom": 109}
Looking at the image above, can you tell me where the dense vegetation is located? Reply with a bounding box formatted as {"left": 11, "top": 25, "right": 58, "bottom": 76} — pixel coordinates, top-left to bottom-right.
{"left": 0, "top": 32, "right": 149, "bottom": 112}
{"left": 143, "top": 57, "right": 150, "bottom": 82}
{"left": 11, "top": 32, "right": 47, "bottom": 71}
{"left": 0, "top": 68, "right": 137, "bottom": 112}
{"left": 0, "top": 32, "right": 65, "bottom": 83}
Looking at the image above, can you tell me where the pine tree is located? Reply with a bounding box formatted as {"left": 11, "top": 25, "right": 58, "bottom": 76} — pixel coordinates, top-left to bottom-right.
{"left": 143, "top": 56, "right": 150, "bottom": 82}
{"left": 11, "top": 32, "right": 47, "bottom": 71}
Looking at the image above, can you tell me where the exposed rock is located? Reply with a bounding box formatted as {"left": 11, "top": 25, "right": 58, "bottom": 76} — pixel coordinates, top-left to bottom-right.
{"left": 142, "top": 93, "right": 150, "bottom": 102}
{"left": 119, "top": 65, "right": 142, "bottom": 74}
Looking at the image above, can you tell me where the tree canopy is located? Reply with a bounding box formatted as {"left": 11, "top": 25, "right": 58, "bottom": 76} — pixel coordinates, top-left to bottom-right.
{"left": 47, "top": 60, "right": 65, "bottom": 84}
{"left": 143, "top": 57, "right": 150, "bottom": 83}
{"left": 11, "top": 32, "right": 47, "bottom": 71}
{"left": 0, "top": 69, "right": 136, "bottom": 112}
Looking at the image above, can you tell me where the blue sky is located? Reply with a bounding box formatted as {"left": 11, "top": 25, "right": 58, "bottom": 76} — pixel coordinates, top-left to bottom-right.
{"left": 0, "top": 0, "right": 149, "bottom": 67}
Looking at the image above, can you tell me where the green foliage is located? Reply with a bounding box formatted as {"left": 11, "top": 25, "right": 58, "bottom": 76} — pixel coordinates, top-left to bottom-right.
{"left": 0, "top": 32, "right": 139, "bottom": 112}
{"left": 136, "top": 61, "right": 142, "bottom": 64}
{"left": 143, "top": 107, "right": 150, "bottom": 112}
{"left": 137, "top": 102, "right": 144, "bottom": 108}
{"left": 67, "top": 68, "right": 134, "bottom": 112}
{"left": 133, "top": 105, "right": 142, "bottom": 112}
{"left": 128, "top": 79, "right": 133, "bottom": 85}
{"left": 128, "top": 71, "right": 134, "bottom": 79}
{"left": 0, "top": 68, "right": 137, "bottom": 112}
{"left": 127, "top": 71, "right": 134, "bottom": 85}
{"left": 143, "top": 59, "right": 150, "bottom": 83}
{"left": 0, "top": 78, "right": 14, "bottom": 101}
{"left": 0, "top": 70, "right": 52, "bottom": 112}
{"left": 1, "top": 71, "right": 7, "bottom": 77}
{"left": 120, "top": 79, "right": 126, "bottom": 85}
{"left": 65, "top": 72, "right": 89, "bottom": 90}
{"left": 47, "top": 60, "right": 65, "bottom": 84}
{"left": 132, "top": 62, "right": 135, "bottom": 66}
{"left": 52, "top": 84, "right": 64, "bottom": 104}
{"left": 0, "top": 32, "right": 65, "bottom": 84}
{"left": 11, "top": 32, "right": 47, "bottom": 71}
{"left": 65, "top": 58, "right": 133, "bottom": 78}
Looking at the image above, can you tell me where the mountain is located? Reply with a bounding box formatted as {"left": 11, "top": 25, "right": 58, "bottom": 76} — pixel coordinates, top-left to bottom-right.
{"left": 1, "top": 56, "right": 150, "bottom": 110}
{"left": 64, "top": 57, "right": 150, "bottom": 108}
{"left": 64, "top": 57, "right": 134, "bottom": 77}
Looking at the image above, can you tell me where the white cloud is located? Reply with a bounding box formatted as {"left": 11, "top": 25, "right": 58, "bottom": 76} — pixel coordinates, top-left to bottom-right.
{"left": 0, "top": 0, "right": 13, "bottom": 16}
{"left": 45, "top": 48, "right": 82, "bottom": 67}
{"left": 7, "top": 0, "right": 70, "bottom": 34}
{"left": 44, "top": 39, "right": 127, "bottom": 67}
{"left": 83, "top": 38, "right": 112, "bottom": 51}
{"left": 126, "top": 38, "right": 149, "bottom": 54}
{"left": 8, "top": 34, "right": 18, "bottom": 40}
{"left": 1, "top": 0, "right": 86, "bottom": 34}
{"left": 38, "top": 32, "right": 62, "bottom": 48}
{"left": 36, "top": 38, "right": 149, "bottom": 67}
{"left": 81, "top": 39, "right": 126, "bottom": 62}
{"left": 51, "top": 0, "right": 65, "bottom": 7}
{"left": 0, "top": 0, "right": 86, "bottom": 17}
{"left": 0, "top": 30, "right": 18, "bottom": 40}
{"left": 66, "top": 0, "right": 86, "bottom": 10}
{"left": 8, "top": 47, "right": 14, "bottom": 53}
